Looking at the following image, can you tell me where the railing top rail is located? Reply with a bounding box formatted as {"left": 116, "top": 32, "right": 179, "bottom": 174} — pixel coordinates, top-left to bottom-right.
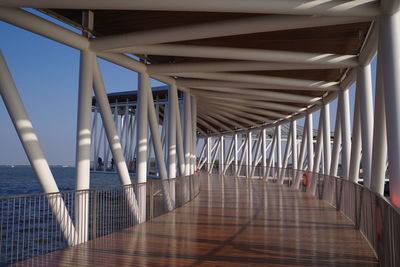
{"left": 0, "top": 174, "right": 195, "bottom": 200}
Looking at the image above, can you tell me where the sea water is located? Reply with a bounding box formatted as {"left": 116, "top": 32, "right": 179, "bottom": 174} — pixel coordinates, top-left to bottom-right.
{"left": 0, "top": 166, "right": 122, "bottom": 197}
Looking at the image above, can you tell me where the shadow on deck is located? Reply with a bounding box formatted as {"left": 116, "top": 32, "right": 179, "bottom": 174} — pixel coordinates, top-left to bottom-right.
{"left": 13, "top": 174, "right": 378, "bottom": 266}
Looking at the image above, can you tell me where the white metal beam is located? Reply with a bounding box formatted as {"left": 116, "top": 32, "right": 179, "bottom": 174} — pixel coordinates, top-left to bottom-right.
{"left": 191, "top": 88, "right": 319, "bottom": 104}
{"left": 165, "top": 72, "right": 340, "bottom": 91}
{"left": 111, "top": 44, "right": 359, "bottom": 68}
{"left": 0, "top": 0, "right": 379, "bottom": 17}
{"left": 149, "top": 61, "right": 348, "bottom": 74}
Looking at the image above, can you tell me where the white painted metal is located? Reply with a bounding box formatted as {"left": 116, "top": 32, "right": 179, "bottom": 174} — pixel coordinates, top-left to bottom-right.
{"left": 279, "top": 123, "right": 292, "bottom": 184}
{"left": 349, "top": 92, "right": 362, "bottom": 183}
{"left": 234, "top": 134, "right": 238, "bottom": 175}
{"left": 149, "top": 61, "right": 356, "bottom": 74}
{"left": 219, "top": 135, "right": 225, "bottom": 174}
{"left": 113, "top": 45, "right": 358, "bottom": 68}
{"left": 0, "top": 0, "right": 380, "bottom": 17}
{"left": 266, "top": 127, "right": 278, "bottom": 179}
{"left": 175, "top": 100, "right": 186, "bottom": 176}
{"left": 207, "top": 137, "right": 212, "bottom": 173}
{"left": 357, "top": 64, "right": 374, "bottom": 188}
{"left": 380, "top": 11, "right": 400, "bottom": 206}
{"left": 291, "top": 120, "right": 298, "bottom": 170}
{"left": 0, "top": 8, "right": 149, "bottom": 75}
{"left": 262, "top": 129, "right": 267, "bottom": 173}
{"left": 211, "top": 139, "right": 221, "bottom": 171}
{"left": 370, "top": 52, "right": 387, "bottom": 195}
{"left": 191, "top": 96, "right": 197, "bottom": 173}
{"left": 251, "top": 133, "right": 263, "bottom": 177}
{"left": 196, "top": 99, "right": 286, "bottom": 119}
{"left": 147, "top": 83, "right": 174, "bottom": 210}
{"left": 168, "top": 84, "right": 178, "bottom": 179}
{"left": 75, "top": 50, "right": 94, "bottom": 244}
{"left": 237, "top": 137, "right": 248, "bottom": 176}
{"left": 277, "top": 125, "right": 282, "bottom": 169}
{"left": 184, "top": 93, "right": 192, "bottom": 175}
{"left": 310, "top": 112, "right": 324, "bottom": 194}
{"left": 136, "top": 71, "right": 149, "bottom": 222}
{"left": 193, "top": 87, "right": 318, "bottom": 104}
{"left": 93, "top": 60, "right": 140, "bottom": 222}
{"left": 306, "top": 113, "right": 314, "bottom": 172}
{"left": 166, "top": 72, "right": 339, "bottom": 91}
{"left": 223, "top": 137, "right": 234, "bottom": 174}
{"left": 196, "top": 95, "right": 302, "bottom": 112}
{"left": 0, "top": 50, "right": 77, "bottom": 246}
{"left": 322, "top": 103, "right": 331, "bottom": 174}
{"left": 329, "top": 107, "right": 342, "bottom": 177}
{"left": 339, "top": 89, "right": 351, "bottom": 178}
{"left": 247, "top": 132, "right": 253, "bottom": 178}
{"left": 293, "top": 118, "right": 308, "bottom": 188}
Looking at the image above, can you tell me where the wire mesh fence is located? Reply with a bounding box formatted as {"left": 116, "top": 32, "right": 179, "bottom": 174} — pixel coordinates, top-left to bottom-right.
{"left": 0, "top": 174, "right": 200, "bottom": 265}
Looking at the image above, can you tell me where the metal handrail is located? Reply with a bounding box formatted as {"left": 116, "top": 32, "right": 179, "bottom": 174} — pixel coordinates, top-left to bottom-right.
{"left": 0, "top": 174, "right": 200, "bottom": 265}
{"left": 202, "top": 163, "right": 400, "bottom": 267}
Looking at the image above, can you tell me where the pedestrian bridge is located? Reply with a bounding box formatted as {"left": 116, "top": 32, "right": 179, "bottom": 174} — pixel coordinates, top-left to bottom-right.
{"left": 11, "top": 171, "right": 385, "bottom": 266}
{"left": 2, "top": 1, "right": 400, "bottom": 266}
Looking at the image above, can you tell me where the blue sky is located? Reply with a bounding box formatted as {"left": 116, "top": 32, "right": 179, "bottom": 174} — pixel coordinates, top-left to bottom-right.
{"left": 0, "top": 10, "right": 376, "bottom": 165}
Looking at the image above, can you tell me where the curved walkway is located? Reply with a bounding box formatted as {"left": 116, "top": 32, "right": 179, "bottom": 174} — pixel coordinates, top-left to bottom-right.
{"left": 15, "top": 174, "right": 378, "bottom": 266}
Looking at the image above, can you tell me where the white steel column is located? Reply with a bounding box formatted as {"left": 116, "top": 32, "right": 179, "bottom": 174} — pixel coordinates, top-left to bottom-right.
{"left": 381, "top": 12, "right": 400, "bottom": 206}
{"left": 310, "top": 112, "right": 324, "bottom": 194}
{"left": 322, "top": 103, "right": 331, "bottom": 174}
{"left": 298, "top": 118, "right": 308, "bottom": 171}
{"left": 184, "top": 92, "right": 192, "bottom": 175}
{"left": 349, "top": 77, "right": 362, "bottom": 183}
{"left": 207, "top": 137, "right": 212, "bottom": 173}
{"left": 237, "top": 136, "right": 248, "bottom": 176}
{"left": 247, "top": 131, "right": 252, "bottom": 178}
{"left": 339, "top": 89, "right": 351, "bottom": 178}
{"left": 266, "top": 127, "right": 277, "bottom": 179}
{"left": 357, "top": 64, "right": 374, "bottom": 188}
{"left": 293, "top": 118, "right": 307, "bottom": 188}
{"left": 93, "top": 60, "right": 140, "bottom": 222}
{"left": 277, "top": 125, "right": 282, "bottom": 169}
{"left": 251, "top": 132, "right": 262, "bottom": 177}
{"left": 75, "top": 50, "right": 94, "bottom": 244}
{"left": 175, "top": 100, "right": 185, "bottom": 176}
{"left": 191, "top": 96, "right": 197, "bottom": 173}
{"left": 234, "top": 133, "right": 238, "bottom": 174}
{"left": 219, "top": 135, "right": 225, "bottom": 174}
{"left": 0, "top": 50, "right": 76, "bottom": 246}
{"left": 370, "top": 52, "right": 387, "bottom": 195}
{"left": 329, "top": 105, "right": 342, "bottom": 177}
{"left": 262, "top": 128, "right": 267, "bottom": 177}
{"left": 168, "top": 84, "right": 178, "bottom": 179}
{"left": 291, "top": 120, "right": 298, "bottom": 169}
{"left": 312, "top": 111, "right": 324, "bottom": 175}
{"left": 306, "top": 112, "right": 314, "bottom": 172}
{"left": 147, "top": 84, "right": 174, "bottom": 210}
{"left": 279, "top": 123, "right": 292, "bottom": 184}
{"left": 136, "top": 71, "right": 149, "bottom": 222}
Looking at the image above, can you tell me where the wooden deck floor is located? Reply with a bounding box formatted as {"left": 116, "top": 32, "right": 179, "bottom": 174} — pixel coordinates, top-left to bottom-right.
{"left": 14, "top": 174, "right": 378, "bottom": 266}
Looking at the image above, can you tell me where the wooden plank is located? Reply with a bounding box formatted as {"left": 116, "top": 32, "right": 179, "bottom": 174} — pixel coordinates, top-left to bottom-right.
{"left": 13, "top": 174, "right": 378, "bottom": 266}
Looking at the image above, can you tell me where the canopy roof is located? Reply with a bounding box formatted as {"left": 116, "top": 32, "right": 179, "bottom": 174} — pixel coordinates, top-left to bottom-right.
{"left": 41, "top": 6, "right": 374, "bottom": 136}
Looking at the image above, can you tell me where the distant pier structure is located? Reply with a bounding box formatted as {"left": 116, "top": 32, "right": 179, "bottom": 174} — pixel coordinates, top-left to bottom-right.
{"left": 90, "top": 86, "right": 183, "bottom": 176}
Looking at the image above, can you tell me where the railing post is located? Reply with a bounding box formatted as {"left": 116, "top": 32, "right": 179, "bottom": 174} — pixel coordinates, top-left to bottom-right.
{"left": 91, "top": 190, "right": 97, "bottom": 240}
